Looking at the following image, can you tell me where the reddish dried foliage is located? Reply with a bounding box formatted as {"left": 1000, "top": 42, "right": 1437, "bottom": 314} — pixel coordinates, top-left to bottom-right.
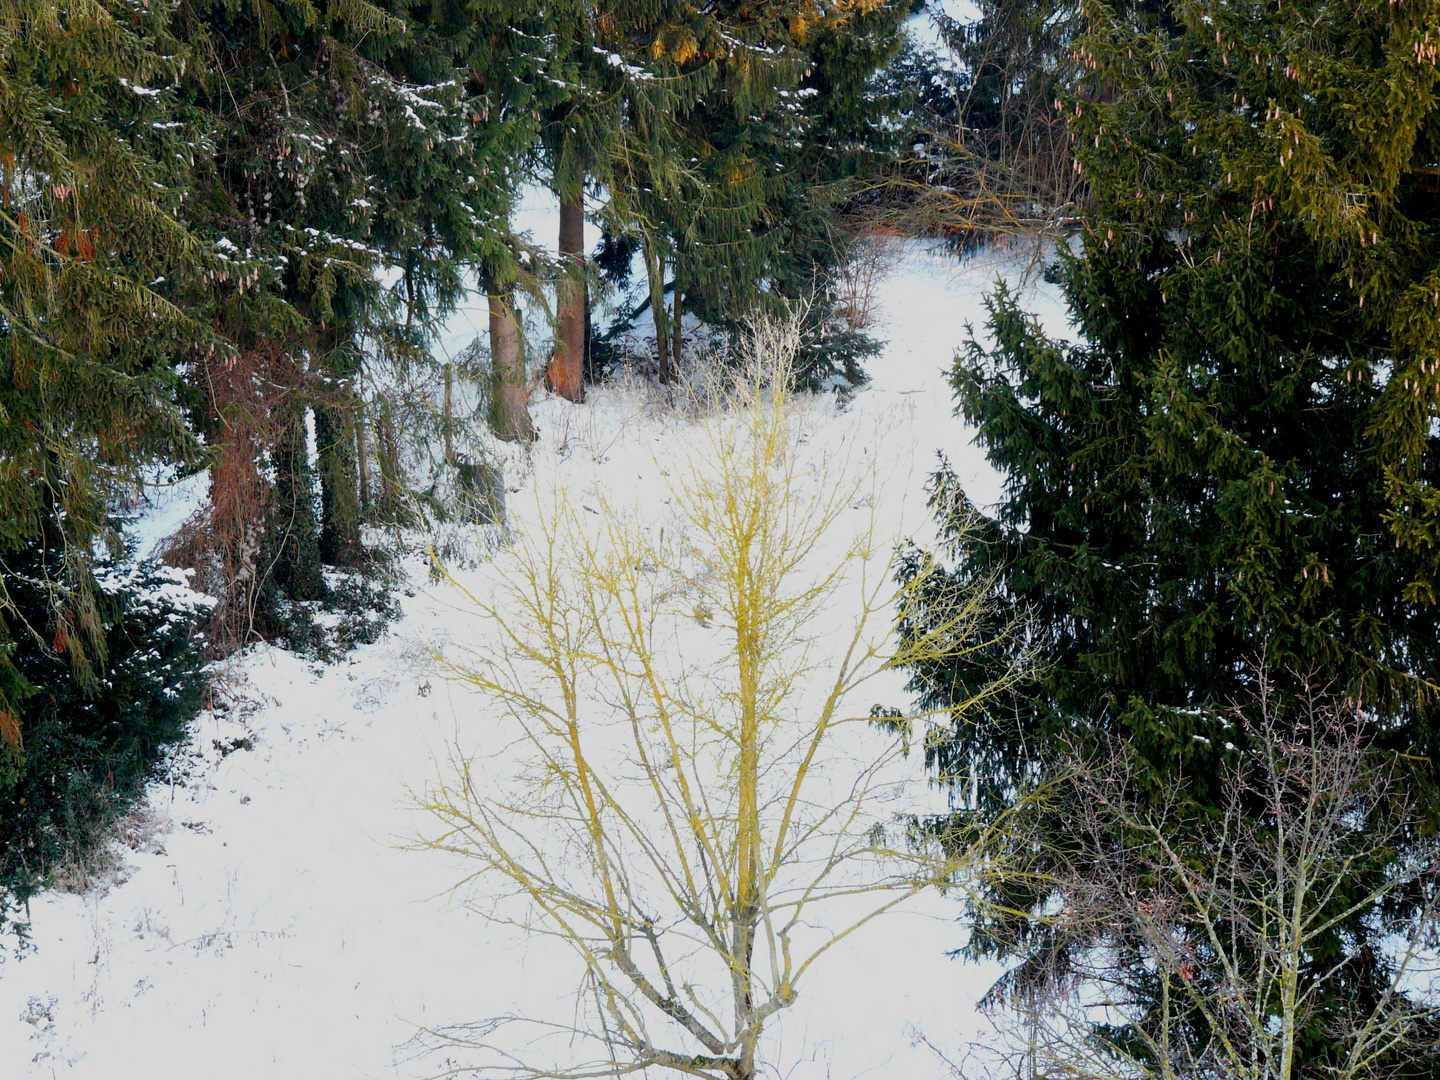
{"left": 158, "top": 344, "right": 305, "bottom": 654}
{"left": 0, "top": 711, "right": 21, "bottom": 753}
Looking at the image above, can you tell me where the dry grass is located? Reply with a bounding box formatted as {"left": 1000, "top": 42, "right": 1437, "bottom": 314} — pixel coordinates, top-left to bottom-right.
{"left": 49, "top": 802, "right": 171, "bottom": 897}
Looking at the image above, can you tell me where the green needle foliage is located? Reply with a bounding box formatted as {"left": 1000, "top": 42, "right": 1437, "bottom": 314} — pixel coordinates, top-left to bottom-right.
{"left": 177, "top": 0, "right": 410, "bottom": 585}
{"left": 596, "top": 1, "right": 908, "bottom": 383}
{"left": 0, "top": 0, "right": 208, "bottom": 726}
{"left": 0, "top": 0, "right": 220, "bottom": 949}
{"left": 0, "top": 557, "right": 209, "bottom": 950}
{"left": 896, "top": 0, "right": 1440, "bottom": 1067}
{"left": 373, "top": 0, "right": 548, "bottom": 324}
{"left": 168, "top": 0, "right": 542, "bottom": 605}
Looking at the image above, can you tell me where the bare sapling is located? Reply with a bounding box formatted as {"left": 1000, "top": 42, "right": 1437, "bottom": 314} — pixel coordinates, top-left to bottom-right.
{"left": 992, "top": 677, "right": 1440, "bottom": 1080}
{"left": 833, "top": 229, "right": 902, "bottom": 332}
{"left": 415, "top": 322, "right": 1037, "bottom": 1080}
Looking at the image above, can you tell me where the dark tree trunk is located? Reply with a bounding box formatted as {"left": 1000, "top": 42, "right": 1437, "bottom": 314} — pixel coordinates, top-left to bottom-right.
{"left": 355, "top": 407, "right": 371, "bottom": 520}
{"left": 547, "top": 175, "right": 586, "bottom": 403}
{"left": 672, "top": 281, "right": 682, "bottom": 374}
{"left": 317, "top": 398, "right": 364, "bottom": 567}
{"left": 374, "top": 398, "right": 408, "bottom": 525}
{"left": 644, "top": 239, "right": 673, "bottom": 384}
{"left": 442, "top": 361, "right": 456, "bottom": 466}
{"left": 271, "top": 401, "right": 324, "bottom": 601}
{"left": 583, "top": 274, "right": 592, "bottom": 376}
{"left": 488, "top": 282, "right": 536, "bottom": 443}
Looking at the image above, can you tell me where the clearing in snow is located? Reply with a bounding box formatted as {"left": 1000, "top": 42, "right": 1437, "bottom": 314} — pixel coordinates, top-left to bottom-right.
{"left": 0, "top": 241, "right": 1070, "bottom": 1080}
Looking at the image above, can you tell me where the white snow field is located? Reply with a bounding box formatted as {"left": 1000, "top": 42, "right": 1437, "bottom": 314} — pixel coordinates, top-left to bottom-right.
{"left": 0, "top": 241, "right": 1070, "bottom": 1080}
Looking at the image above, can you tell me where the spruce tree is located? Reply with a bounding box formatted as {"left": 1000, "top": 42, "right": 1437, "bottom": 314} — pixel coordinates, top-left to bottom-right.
{"left": 0, "top": 0, "right": 208, "bottom": 735}
{"left": 373, "top": 0, "right": 546, "bottom": 325}
{"left": 598, "top": 1, "right": 908, "bottom": 380}
{"left": 172, "top": 0, "right": 539, "bottom": 597}
{"left": 594, "top": 0, "right": 723, "bottom": 381}
{"left": 0, "top": 0, "right": 218, "bottom": 942}
{"left": 169, "top": 0, "right": 408, "bottom": 602}
{"left": 367, "top": 0, "right": 546, "bottom": 442}
{"left": 897, "top": 0, "right": 1440, "bottom": 1063}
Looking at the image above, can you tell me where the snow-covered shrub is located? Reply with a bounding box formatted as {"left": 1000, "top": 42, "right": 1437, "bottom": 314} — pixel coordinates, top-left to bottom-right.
{"left": 0, "top": 556, "right": 212, "bottom": 952}
{"left": 274, "top": 569, "right": 402, "bottom": 663}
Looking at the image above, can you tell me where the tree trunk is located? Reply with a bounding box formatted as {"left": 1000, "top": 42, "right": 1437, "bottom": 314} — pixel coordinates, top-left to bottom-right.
{"left": 583, "top": 274, "right": 592, "bottom": 375}
{"left": 488, "top": 282, "right": 536, "bottom": 443}
{"left": 547, "top": 175, "right": 586, "bottom": 403}
{"left": 271, "top": 400, "right": 324, "bottom": 601}
{"left": 644, "top": 238, "right": 673, "bottom": 384}
{"left": 317, "top": 398, "right": 365, "bottom": 567}
{"left": 355, "top": 407, "right": 371, "bottom": 520}
{"left": 442, "top": 361, "right": 455, "bottom": 466}
{"left": 672, "top": 280, "right": 682, "bottom": 374}
{"left": 374, "top": 398, "right": 408, "bottom": 525}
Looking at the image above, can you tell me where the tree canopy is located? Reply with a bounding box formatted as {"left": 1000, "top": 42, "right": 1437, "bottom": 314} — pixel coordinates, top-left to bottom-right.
{"left": 0, "top": 0, "right": 919, "bottom": 809}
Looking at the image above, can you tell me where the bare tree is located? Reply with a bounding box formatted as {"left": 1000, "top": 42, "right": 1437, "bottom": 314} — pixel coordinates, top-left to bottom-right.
{"left": 986, "top": 678, "right": 1440, "bottom": 1080}
{"left": 414, "top": 327, "right": 1041, "bottom": 1080}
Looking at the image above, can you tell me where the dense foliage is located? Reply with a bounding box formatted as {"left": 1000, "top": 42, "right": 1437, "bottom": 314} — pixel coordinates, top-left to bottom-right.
{"left": 0, "top": 0, "right": 917, "bottom": 950}
{"left": 7, "top": 2, "right": 1440, "bottom": 1070}
{"left": 0, "top": 557, "right": 210, "bottom": 948}
{"left": 0, "top": 0, "right": 209, "bottom": 713}
{"left": 896, "top": 0, "right": 1440, "bottom": 1067}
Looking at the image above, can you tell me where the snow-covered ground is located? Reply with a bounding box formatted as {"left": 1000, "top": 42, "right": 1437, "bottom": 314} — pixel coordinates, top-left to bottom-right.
{"left": 0, "top": 241, "right": 1069, "bottom": 1079}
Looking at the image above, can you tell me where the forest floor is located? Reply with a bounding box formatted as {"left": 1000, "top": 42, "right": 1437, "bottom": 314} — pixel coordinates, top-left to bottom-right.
{"left": 0, "top": 239, "right": 1070, "bottom": 1080}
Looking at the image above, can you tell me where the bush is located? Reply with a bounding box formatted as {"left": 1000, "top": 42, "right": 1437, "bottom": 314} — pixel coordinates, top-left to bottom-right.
{"left": 274, "top": 570, "right": 402, "bottom": 664}
{"left": 0, "top": 555, "right": 212, "bottom": 953}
